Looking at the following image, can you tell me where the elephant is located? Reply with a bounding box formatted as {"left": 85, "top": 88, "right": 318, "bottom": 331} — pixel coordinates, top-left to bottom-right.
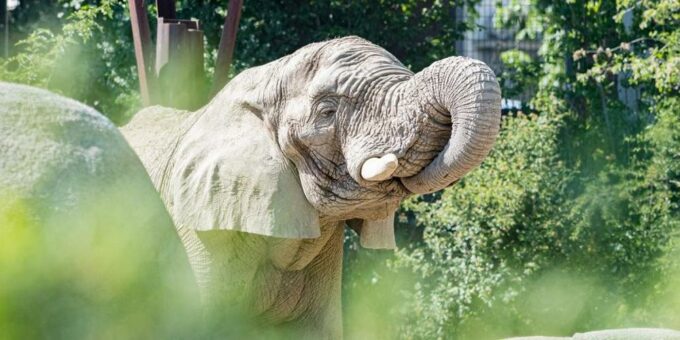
{"left": 122, "top": 36, "right": 502, "bottom": 338}
{"left": 0, "top": 82, "right": 200, "bottom": 338}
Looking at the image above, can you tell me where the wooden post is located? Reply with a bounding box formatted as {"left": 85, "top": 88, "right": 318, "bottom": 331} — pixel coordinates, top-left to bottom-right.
{"left": 212, "top": 0, "right": 243, "bottom": 95}
{"left": 155, "top": 18, "right": 206, "bottom": 110}
{"left": 156, "top": 0, "right": 176, "bottom": 19}
{"left": 128, "top": 0, "right": 155, "bottom": 106}
{"left": 130, "top": 0, "right": 235, "bottom": 109}
{"left": 1, "top": 0, "right": 8, "bottom": 59}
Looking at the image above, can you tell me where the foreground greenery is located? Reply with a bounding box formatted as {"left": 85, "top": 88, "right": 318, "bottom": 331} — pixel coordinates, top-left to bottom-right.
{"left": 1, "top": 0, "right": 678, "bottom": 339}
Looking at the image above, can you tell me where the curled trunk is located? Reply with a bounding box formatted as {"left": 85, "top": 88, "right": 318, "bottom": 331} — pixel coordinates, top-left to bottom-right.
{"left": 399, "top": 57, "right": 501, "bottom": 194}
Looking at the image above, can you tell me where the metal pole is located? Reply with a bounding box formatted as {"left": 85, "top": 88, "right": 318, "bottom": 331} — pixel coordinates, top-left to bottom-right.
{"left": 211, "top": 0, "right": 243, "bottom": 95}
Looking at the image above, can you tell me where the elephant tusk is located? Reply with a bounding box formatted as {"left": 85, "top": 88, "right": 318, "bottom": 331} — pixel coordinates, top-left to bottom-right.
{"left": 361, "top": 153, "right": 399, "bottom": 181}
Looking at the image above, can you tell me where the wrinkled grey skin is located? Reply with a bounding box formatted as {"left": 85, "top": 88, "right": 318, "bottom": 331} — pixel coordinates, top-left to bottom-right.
{"left": 123, "top": 36, "right": 501, "bottom": 338}
{"left": 0, "top": 82, "right": 199, "bottom": 337}
{"left": 274, "top": 36, "right": 501, "bottom": 217}
{"left": 505, "top": 328, "right": 680, "bottom": 340}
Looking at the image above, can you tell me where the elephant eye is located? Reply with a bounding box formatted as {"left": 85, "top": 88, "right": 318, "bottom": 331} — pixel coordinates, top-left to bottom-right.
{"left": 313, "top": 96, "right": 339, "bottom": 123}
{"left": 320, "top": 109, "right": 336, "bottom": 118}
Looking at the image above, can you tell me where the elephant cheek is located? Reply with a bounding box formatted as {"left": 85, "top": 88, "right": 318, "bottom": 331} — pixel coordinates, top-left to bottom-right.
{"left": 297, "top": 125, "right": 336, "bottom": 147}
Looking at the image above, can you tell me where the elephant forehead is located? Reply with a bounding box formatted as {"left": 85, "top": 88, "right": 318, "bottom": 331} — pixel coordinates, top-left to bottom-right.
{"left": 280, "top": 96, "right": 311, "bottom": 122}
{"left": 314, "top": 65, "right": 411, "bottom": 101}
{"left": 324, "top": 41, "right": 400, "bottom": 67}
{"left": 272, "top": 39, "right": 409, "bottom": 101}
{"left": 307, "top": 69, "right": 339, "bottom": 95}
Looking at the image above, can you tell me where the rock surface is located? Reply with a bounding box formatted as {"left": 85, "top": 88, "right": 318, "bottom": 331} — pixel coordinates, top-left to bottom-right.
{"left": 505, "top": 328, "right": 680, "bottom": 340}
{"left": 0, "top": 82, "right": 200, "bottom": 338}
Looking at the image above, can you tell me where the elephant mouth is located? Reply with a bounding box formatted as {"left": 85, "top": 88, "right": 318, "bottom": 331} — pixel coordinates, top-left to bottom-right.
{"left": 353, "top": 153, "right": 441, "bottom": 197}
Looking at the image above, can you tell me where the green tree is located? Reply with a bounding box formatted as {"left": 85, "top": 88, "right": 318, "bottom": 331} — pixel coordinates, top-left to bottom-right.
{"left": 393, "top": 113, "right": 574, "bottom": 338}
{"left": 3, "top": 1, "right": 678, "bottom": 338}
{"left": 385, "top": 0, "right": 679, "bottom": 338}
{"left": 1, "top": 0, "right": 481, "bottom": 123}
{"left": 0, "top": 0, "right": 138, "bottom": 123}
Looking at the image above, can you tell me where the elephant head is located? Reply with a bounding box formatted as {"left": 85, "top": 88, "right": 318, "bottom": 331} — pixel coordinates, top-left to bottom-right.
{"left": 173, "top": 36, "right": 499, "bottom": 240}
{"left": 122, "top": 36, "right": 500, "bottom": 337}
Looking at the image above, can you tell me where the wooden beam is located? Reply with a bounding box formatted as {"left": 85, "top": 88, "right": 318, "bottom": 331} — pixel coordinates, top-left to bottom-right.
{"left": 128, "top": 0, "right": 155, "bottom": 106}
{"left": 161, "top": 18, "right": 199, "bottom": 30}
{"left": 155, "top": 18, "right": 207, "bottom": 110}
{"left": 211, "top": 0, "right": 243, "bottom": 95}
{"left": 156, "top": 0, "right": 176, "bottom": 19}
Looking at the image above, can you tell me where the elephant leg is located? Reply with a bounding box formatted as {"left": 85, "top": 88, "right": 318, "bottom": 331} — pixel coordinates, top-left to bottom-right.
{"left": 273, "top": 223, "right": 344, "bottom": 339}
{"left": 175, "top": 223, "right": 345, "bottom": 339}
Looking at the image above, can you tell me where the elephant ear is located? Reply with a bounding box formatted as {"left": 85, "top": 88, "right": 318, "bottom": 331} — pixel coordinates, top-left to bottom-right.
{"left": 168, "top": 102, "right": 321, "bottom": 239}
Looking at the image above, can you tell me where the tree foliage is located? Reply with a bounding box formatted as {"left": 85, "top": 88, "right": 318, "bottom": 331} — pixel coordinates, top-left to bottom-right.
{"left": 394, "top": 114, "right": 573, "bottom": 338}
{"left": 0, "top": 0, "right": 480, "bottom": 123}
{"left": 0, "top": 0, "right": 138, "bottom": 123}
{"left": 382, "top": 0, "right": 680, "bottom": 338}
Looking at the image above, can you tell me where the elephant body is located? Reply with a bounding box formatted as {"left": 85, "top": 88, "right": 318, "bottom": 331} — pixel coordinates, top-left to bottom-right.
{"left": 122, "top": 36, "right": 502, "bottom": 338}
{"left": 124, "top": 105, "right": 346, "bottom": 338}
{"left": 0, "top": 82, "right": 200, "bottom": 338}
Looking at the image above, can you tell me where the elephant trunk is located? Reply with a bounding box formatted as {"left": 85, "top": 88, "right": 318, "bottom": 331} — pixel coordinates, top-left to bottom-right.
{"left": 398, "top": 57, "right": 501, "bottom": 194}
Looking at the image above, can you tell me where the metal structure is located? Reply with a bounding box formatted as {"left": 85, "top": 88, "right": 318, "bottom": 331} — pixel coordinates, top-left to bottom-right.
{"left": 212, "top": 0, "right": 243, "bottom": 95}
{"left": 154, "top": 17, "right": 205, "bottom": 109}
{"left": 128, "top": 0, "right": 242, "bottom": 109}
{"left": 129, "top": 0, "right": 154, "bottom": 106}
{"left": 455, "top": 0, "right": 541, "bottom": 110}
